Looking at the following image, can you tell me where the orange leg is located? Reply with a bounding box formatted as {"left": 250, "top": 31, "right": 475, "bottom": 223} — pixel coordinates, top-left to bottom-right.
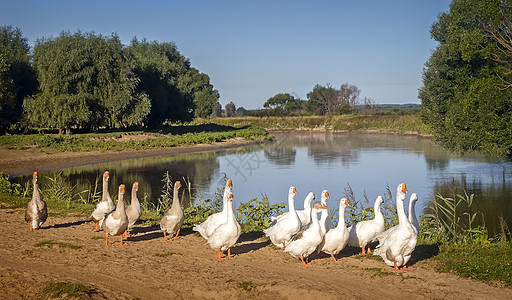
{"left": 163, "top": 231, "right": 171, "bottom": 241}
{"left": 330, "top": 253, "right": 338, "bottom": 262}
{"left": 226, "top": 248, "right": 235, "bottom": 259}
{"left": 29, "top": 224, "right": 33, "bottom": 231}
{"left": 393, "top": 261, "right": 400, "bottom": 271}
{"left": 361, "top": 246, "right": 366, "bottom": 255}
{"left": 123, "top": 230, "right": 131, "bottom": 238}
{"left": 104, "top": 233, "right": 110, "bottom": 246}
{"left": 282, "top": 242, "right": 286, "bottom": 249}
{"left": 118, "top": 234, "right": 126, "bottom": 246}
{"left": 300, "top": 255, "right": 310, "bottom": 267}
{"left": 217, "top": 249, "right": 226, "bottom": 260}
{"left": 367, "top": 245, "right": 372, "bottom": 254}
{"left": 171, "top": 229, "right": 180, "bottom": 241}
{"left": 402, "top": 265, "right": 414, "bottom": 271}
{"left": 94, "top": 221, "right": 99, "bottom": 232}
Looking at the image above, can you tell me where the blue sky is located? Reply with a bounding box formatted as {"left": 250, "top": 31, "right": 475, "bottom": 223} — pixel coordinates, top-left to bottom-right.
{"left": 2, "top": 0, "right": 451, "bottom": 109}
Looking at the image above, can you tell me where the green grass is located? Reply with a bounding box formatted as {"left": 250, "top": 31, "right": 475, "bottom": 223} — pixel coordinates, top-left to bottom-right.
{"left": 435, "top": 242, "right": 512, "bottom": 286}
{"left": 154, "top": 251, "right": 180, "bottom": 257}
{"left": 237, "top": 281, "right": 257, "bottom": 292}
{"left": 0, "top": 124, "right": 272, "bottom": 153}
{"left": 33, "top": 239, "right": 82, "bottom": 250}
{"left": 42, "top": 281, "right": 90, "bottom": 299}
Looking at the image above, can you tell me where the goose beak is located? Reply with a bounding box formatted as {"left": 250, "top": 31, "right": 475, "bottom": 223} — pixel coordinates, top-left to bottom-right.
{"left": 121, "top": 185, "right": 125, "bottom": 193}
{"left": 105, "top": 171, "right": 109, "bottom": 179}
{"left": 135, "top": 182, "right": 139, "bottom": 190}
{"left": 292, "top": 187, "right": 297, "bottom": 194}
{"left": 344, "top": 199, "right": 349, "bottom": 206}
{"left": 228, "top": 180, "right": 232, "bottom": 188}
{"left": 401, "top": 183, "right": 408, "bottom": 194}
{"left": 229, "top": 192, "right": 234, "bottom": 200}
{"left": 34, "top": 171, "right": 38, "bottom": 178}
{"left": 325, "top": 191, "right": 330, "bottom": 198}
{"left": 176, "top": 181, "right": 181, "bottom": 188}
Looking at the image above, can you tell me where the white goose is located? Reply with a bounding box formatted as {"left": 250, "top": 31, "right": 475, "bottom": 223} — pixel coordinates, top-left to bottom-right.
{"left": 408, "top": 193, "right": 419, "bottom": 236}
{"left": 321, "top": 198, "right": 350, "bottom": 262}
{"left": 160, "top": 181, "right": 184, "bottom": 241}
{"left": 319, "top": 190, "right": 334, "bottom": 233}
{"left": 270, "top": 192, "right": 315, "bottom": 227}
{"left": 124, "top": 182, "right": 141, "bottom": 237}
{"left": 348, "top": 195, "right": 385, "bottom": 254}
{"left": 263, "top": 186, "right": 301, "bottom": 249}
{"left": 90, "top": 171, "right": 115, "bottom": 231}
{"left": 373, "top": 183, "right": 417, "bottom": 271}
{"left": 25, "top": 172, "right": 47, "bottom": 231}
{"left": 284, "top": 202, "right": 328, "bottom": 267}
{"left": 102, "top": 184, "right": 129, "bottom": 246}
{"left": 193, "top": 180, "right": 232, "bottom": 240}
{"left": 207, "top": 192, "right": 241, "bottom": 260}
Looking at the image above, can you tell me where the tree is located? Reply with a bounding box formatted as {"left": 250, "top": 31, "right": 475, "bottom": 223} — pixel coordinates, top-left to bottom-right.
{"left": 263, "top": 93, "right": 300, "bottom": 116}
{"left": 419, "top": 0, "right": 512, "bottom": 156}
{"left": 306, "top": 83, "right": 360, "bottom": 115}
{"left": 0, "top": 25, "right": 37, "bottom": 131}
{"left": 212, "top": 102, "right": 222, "bottom": 117}
{"left": 24, "top": 31, "right": 150, "bottom": 133}
{"left": 225, "top": 101, "right": 236, "bottom": 117}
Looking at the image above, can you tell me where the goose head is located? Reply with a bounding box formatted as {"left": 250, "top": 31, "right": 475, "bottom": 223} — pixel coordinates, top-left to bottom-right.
{"left": 104, "top": 171, "right": 109, "bottom": 182}
{"left": 340, "top": 197, "right": 349, "bottom": 208}
{"left": 227, "top": 179, "right": 232, "bottom": 188}
{"left": 375, "top": 195, "right": 384, "bottom": 206}
{"left": 33, "top": 171, "right": 38, "bottom": 184}
{"left": 410, "top": 193, "right": 418, "bottom": 203}
{"left": 320, "top": 190, "right": 329, "bottom": 205}
{"left": 289, "top": 186, "right": 297, "bottom": 195}
{"left": 175, "top": 181, "right": 182, "bottom": 190}
{"left": 133, "top": 182, "right": 139, "bottom": 191}
{"left": 396, "top": 183, "right": 408, "bottom": 201}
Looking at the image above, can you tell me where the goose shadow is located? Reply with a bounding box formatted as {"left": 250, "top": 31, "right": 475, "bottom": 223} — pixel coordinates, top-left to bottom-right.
{"left": 47, "top": 220, "right": 89, "bottom": 229}
{"left": 127, "top": 226, "right": 196, "bottom": 242}
{"left": 231, "top": 240, "right": 270, "bottom": 256}
{"left": 408, "top": 243, "right": 439, "bottom": 266}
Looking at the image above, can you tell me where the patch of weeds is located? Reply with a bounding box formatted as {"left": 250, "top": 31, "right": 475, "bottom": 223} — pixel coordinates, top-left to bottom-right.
{"left": 154, "top": 251, "right": 179, "bottom": 257}
{"left": 33, "top": 239, "right": 82, "bottom": 250}
{"left": 91, "top": 236, "right": 103, "bottom": 240}
{"left": 42, "top": 281, "right": 90, "bottom": 299}
{"left": 363, "top": 267, "right": 395, "bottom": 277}
{"left": 237, "top": 281, "right": 257, "bottom": 292}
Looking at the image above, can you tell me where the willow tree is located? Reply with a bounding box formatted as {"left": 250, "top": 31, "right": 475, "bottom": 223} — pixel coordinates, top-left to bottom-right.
{"left": 24, "top": 31, "right": 150, "bottom": 133}
{"left": 0, "top": 25, "right": 37, "bottom": 131}
{"left": 419, "top": 0, "right": 512, "bottom": 156}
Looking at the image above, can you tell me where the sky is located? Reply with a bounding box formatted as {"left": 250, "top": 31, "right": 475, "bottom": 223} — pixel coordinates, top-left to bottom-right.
{"left": 2, "top": 0, "right": 452, "bottom": 109}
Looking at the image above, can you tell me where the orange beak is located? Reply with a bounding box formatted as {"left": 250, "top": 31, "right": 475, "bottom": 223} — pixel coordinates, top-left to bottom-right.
{"left": 292, "top": 187, "right": 297, "bottom": 194}
{"left": 34, "top": 171, "right": 38, "bottom": 178}
{"left": 229, "top": 192, "right": 234, "bottom": 200}
{"left": 135, "top": 182, "right": 139, "bottom": 189}
{"left": 402, "top": 183, "right": 408, "bottom": 193}
{"left": 325, "top": 191, "right": 330, "bottom": 198}
{"left": 344, "top": 199, "right": 349, "bottom": 206}
{"left": 105, "top": 171, "right": 109, "bottom": 178}
{"left": 176, "top": 181, "right": 181, "bottom": 188}
{"left": 121, "top": 185, "right": 125, "bottom": 192}
{"left": 228, "top": 180, "right": 232, "bottom": 188}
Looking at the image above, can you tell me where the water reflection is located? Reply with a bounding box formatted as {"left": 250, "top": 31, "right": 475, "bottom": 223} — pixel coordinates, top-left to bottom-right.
{"left": 12, "top": 132, "right": 511, "bottom": 237}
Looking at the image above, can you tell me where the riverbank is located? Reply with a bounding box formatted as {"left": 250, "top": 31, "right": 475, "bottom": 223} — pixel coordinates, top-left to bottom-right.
{"left": 1, "top": 207, "right": 511, "bottom": 300}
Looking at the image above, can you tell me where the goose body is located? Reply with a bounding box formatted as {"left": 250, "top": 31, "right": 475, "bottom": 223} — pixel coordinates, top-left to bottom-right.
{"left": 193, "top": 180, "right": 232, "bottom": 239}
{"left": 207, "top": 192, "right": 241, "bottom": 260}
{"left": 284, "top": 202, "right": 328, "bottom": 266}
{"left": 125, "top": 182, "right": 141, "bottom": 235}
{"left": 373, "top": 183, "right": 417, "bottom": 271}
{"left": 91, "top": 171, "right": 115, "bottom": 231}
{"left": 25, "top": 172, "right": 47, "bottom": 230}
{"left": 321, "top": 198, "right": 349, "bottom": 262}
{"left": 348, "top": 196, "right": 385, "bottom": 254}
{"left": 270, "top": 192, "right": 315, "bottom": 227}
{"left": 263, "top": 186, "right": 301, "bottom": 249}
{"left": 160, "top": 181, "right": 184, "bottom": 241}
{"left": 102, "top": 184, "right": 129, "bottom": 245}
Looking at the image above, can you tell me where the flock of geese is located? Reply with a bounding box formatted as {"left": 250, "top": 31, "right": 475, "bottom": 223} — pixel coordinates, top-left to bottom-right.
{"left": 25, "top": 170, "right": 419, "bottom": 270}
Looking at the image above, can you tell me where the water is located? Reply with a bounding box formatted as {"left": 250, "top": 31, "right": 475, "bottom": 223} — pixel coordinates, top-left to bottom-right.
{"left": 14, "top": 132, "right": 512, "bottom": 236}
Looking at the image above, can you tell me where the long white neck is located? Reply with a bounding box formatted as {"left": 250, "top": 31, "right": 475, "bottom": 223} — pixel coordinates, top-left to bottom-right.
{"left": 397, "top": 192, "right": 407, "bottom": 226}
{"left": 102, "top": 178, "right": 110, "bottom": 202}
{"left": 409, "top": 200, "right": 418, "bottom": 227}
{"left": 226, "top": 199, "right": 235, "bottom": 225}
{"left": 337, "top": 204, "right": 346, "bottom": 229}
{"left": 374, "top": 198, "right": 382, "bottom": 217}
{"left": 288, "top": 193, "right": 296, "bottom": 212}
{"left": 319, "top": 209, "right": 328, "bottom": 234}
{"left": 131, "top": 189, "right": 139, "bottom": 206}
{"left": 222, "top": 187, "right": 230, "bottom": 212}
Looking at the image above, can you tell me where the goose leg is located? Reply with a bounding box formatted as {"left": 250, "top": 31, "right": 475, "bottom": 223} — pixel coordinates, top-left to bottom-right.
{"left": 330, "top": 253, "right": 338, "bottom": 262}
{"left": 227, "top": 248, "right": 235, "bottom": 259}
{"left": 366, "top": 245, "right": 372, "bottom": 253}
{"left": 361, "top": 246, "right": 366, "bottom": 255}
{"left": 393, "top": 261, "right": 400, "bottom": 271}
{"left": 171, "top": 229, "right": 181, "bottom": 241}
{"left": 163, "top": 231, "right": 171, "bottom": 241}
{"left": 300, "top": 255, "right": 309, "bottom": 267}
{"left": 217, "top": 249, "right": 226, "bottom": 260}
{"left": 94, "top": 221, "right": 99, "bottom": 232}
{"left": 118, "top": 234, "right": 125, "bottom": 246}
{"left": 104, "top": 233, "right": 110, "bottom": 246}
{"left": 402, "top": 265, "right": 414, "bottom": 271}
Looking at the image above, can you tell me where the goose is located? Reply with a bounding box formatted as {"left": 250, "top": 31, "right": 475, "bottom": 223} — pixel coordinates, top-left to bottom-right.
{"left": 284, "top": 202, "right": 328, "bottom": 267}
{"left": 102, "top": 184, "right": 129, "bottom": 246}
{"left": 263, "top": 186, "right": 301, "bottom": 249}
{"left": 408, "top": 193, "right": 419, "bottom": 236}
{"left": 160, "top": 181, "right": 184, "bottom": 241}
{"left": 319, "top": 190, "right": 334, "bottom": 233}
{"left": 270, "top": 192, "right": 315, "bottom": 227}
{"left": 373, "top": 183, "right": 417, "bottom": 271}
{"left": 347, "top": 195, "right": 385, "bottom": 254}
{"left": 321, "top": 198, "right": 350, "bottom": 262}
{"left": 207, "top": 192, "right": 241, "bottom": 260}
{"left": 193, "top": 179, "right": 232, "bottom": 240}
{"left": 90, "top": 171, "right": 115, "bottom": 231}
{"left": 25, "top": 172, "right": 47, "bottom": 231}
{"left": 124, "top": 182, "right": 141, "bottom": 237}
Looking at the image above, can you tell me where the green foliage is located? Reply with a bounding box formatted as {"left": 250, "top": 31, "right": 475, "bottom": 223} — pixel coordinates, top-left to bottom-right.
{"left": 236, "top": 197, "right": 286, "bottom": 233}
{"left": 263, "top": 93, "right": 301, "bottom": 116}
{"left": 225, "top": 101, "right": 236, "bottom": 117}
{"left": 421, "top": 187, "right": 487, "bottom": 244}
{"left": 40, "top": 172, "right": 93, "bottom": 213}
{"left": 0, "top": 25, "right": 37, "bottom": 132}
{"left": 435, "top": 242, "right": 512, "bottom": 286}
{"left": 419, "top": 0, "right": 512, "bottom": 157}
{"left": 306, "top": 83, "right": 360, "bottom": 115}
{"left": 0, "top": 172, "right": 24, "bottom": 195}
{"left": 42, "top": 281, "right": 90, "bottom": 299}
{"left": 237, "top": 281, "right": 257, "bottom": 292}
{"left": 24, "top": 31, "right": 150, "bottom": 133}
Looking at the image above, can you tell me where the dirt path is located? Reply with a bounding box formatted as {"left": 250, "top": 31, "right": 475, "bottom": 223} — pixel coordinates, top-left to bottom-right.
{"left": 1, "top": 207, "right": 511, "bottom": 300}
